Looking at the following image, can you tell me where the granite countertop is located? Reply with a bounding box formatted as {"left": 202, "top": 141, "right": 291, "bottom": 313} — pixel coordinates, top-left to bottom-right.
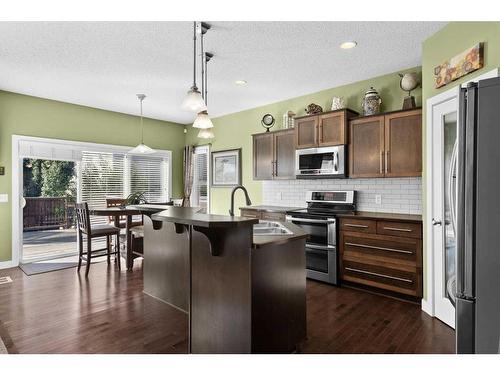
{"left": 150, "top": 206, "right": 259, "bottom": 228}
{"left": 337, "top": 211, "right": 422, "bottom": 223}
{"left": 240, "top": 205, "right": 302, "bottom": 213}
{"left": 252, "top": 221, "right": 308, "bottom": 249}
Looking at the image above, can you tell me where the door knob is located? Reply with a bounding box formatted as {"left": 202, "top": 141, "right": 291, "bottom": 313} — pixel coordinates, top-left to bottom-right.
{"left": 432, "top": 218, "right": 442, "bottom": 226}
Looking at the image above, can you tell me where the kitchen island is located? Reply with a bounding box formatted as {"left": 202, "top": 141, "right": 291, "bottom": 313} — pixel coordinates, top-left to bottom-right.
{"left": 133, "top": 205, "right": 308, "bottom": 354}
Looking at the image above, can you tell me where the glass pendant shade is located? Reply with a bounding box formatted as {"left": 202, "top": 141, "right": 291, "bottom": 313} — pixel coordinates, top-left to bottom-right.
{"left": 181, "top": 87, "right": 207, "bottom": 112}
{"left": 129, "top": 143, "right": 155, "bottom": 155}
{"left": 193, "top": 110, "right": 213, "bottom": 129}
{"left": 198, "top": 128, "right": 215, "bottom": 139}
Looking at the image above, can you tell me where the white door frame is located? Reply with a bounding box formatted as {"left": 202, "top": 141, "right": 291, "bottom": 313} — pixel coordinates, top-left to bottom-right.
{"left": 423, "top": 68, "right": 499, "bottom": 318}
{"left": 11, "top": 135, "right": 173, "bottom": 267}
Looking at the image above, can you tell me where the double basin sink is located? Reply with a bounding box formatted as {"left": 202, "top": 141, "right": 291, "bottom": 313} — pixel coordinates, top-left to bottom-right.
{"left": 253, "top": 220, "right": 293, "bottom": 236}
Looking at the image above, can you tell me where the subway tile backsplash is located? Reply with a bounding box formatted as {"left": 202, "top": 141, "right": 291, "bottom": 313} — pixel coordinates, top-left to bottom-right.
{"left": 262, "top": 177, "right": 422, "bottom": 215}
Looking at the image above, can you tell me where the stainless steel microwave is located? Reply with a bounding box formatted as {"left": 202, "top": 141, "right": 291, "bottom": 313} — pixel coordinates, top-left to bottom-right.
{"left": 295, "top": 146, "right": 346, "bottom": 179}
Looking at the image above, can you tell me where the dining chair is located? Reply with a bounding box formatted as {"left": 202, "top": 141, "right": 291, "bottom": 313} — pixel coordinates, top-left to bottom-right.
{"left": 106, "top": 197, "right": 143, "bottom": 228}
{"left": 75, "top": 202, "right": 121, "bottom": 276}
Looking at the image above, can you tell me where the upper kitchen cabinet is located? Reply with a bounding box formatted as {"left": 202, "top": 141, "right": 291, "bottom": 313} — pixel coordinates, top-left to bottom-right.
{"left": 349, "top": 115, "right": 385, "bottom": 178}
{"left": 295, "top": 116, "right": 318, "bottom": 149}
{"left": 253, "top": 132, "right": 274, "bottom": 180}
{"left": 295, "top": 109, "right": 358, "bottom": 149}
{"left": 384, "top": 109, "right": 422, "bottom": 177}
{"left": 253, "top": 129, "right": 295, "bottom": 180}
{"left": 349, "top": 108, "right": 422, "bottom": 178}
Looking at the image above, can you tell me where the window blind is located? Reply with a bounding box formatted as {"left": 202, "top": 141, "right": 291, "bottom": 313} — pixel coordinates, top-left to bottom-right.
{"left": 192, "top": 146, "right": 209, "bottom": 212}
{"left": 129, "top": 155, "right": 168, "bottom": 203}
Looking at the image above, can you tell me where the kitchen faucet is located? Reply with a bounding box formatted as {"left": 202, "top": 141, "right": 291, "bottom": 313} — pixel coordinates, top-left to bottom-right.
{"left": 229, "top": 185, "right": 252, "bottom": 216}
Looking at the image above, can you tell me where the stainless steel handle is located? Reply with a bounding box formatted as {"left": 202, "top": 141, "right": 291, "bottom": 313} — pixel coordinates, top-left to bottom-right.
{"left": 383, "top": 226, "right": 412, "bottom": 232}
{"left": 380, "top": 150, "right": 383, "bottom": 174}
{"left": 333, "top": 151, "right": 338, "bottom": 172}
{"left": 432, "top": 218, "right": 442, "bottom": 226}
{"left": 345, "top": 242, "right": 413, "bottom": 255}
{"left": 285, "top": 215, "right": 333, "bottom": 224}
{"left": 344, "top": 223, "right": 368, "bottom": 228}
{"left": 385, "top": 150, "right": 389, "bottom": 173}
{"left": 345, "top": 267, "right": 413, "bottom": 284}
{"left": 306, "top": 244, "right": 335, "bottom": 251}
{"left": 448, "top": 140, "right": 458, "bottom": 237}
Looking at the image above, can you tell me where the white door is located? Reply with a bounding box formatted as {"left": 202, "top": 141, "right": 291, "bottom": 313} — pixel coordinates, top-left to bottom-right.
{"left": 430, "top": 96, "right": 458, "bottom": 328}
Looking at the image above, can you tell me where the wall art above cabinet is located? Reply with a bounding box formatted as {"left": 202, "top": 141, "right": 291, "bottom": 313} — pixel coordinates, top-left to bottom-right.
{"left": 294, "top": 109, "right": 359, "bottom": 149}
{"left": 253, "top": 129, "right": 295, "bottom": 180}
{"left": 348, "top": 108, "right": 422, "bottom": 178}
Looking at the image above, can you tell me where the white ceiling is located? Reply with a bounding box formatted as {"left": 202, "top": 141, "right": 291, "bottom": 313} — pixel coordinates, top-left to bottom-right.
{"left": 0, "top": 22, "right": 446, "bottom": 124}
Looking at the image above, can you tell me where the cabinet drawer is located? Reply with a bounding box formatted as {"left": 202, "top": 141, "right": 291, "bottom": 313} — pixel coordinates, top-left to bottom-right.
{"left": 261, "top": 212, "right": 286, "bottom": 221}
{"left": 342, "top": 233, "right": 419, "bottom": 265}
{"left": 340, "top": 218, "right": 376, "bottom": 234}
{"left": 376, "top": 221, "right": 421, "bottom": 239}
{"left": 240, "top": 209, "right": 261, "bottom": 219}
{"left": 341, "top": 260, "right": 421, "bottom": 297}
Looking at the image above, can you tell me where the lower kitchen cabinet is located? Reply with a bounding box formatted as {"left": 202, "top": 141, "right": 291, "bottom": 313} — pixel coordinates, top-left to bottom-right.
{"left": 339, "top": 215, "right": 423, "bottom": 299}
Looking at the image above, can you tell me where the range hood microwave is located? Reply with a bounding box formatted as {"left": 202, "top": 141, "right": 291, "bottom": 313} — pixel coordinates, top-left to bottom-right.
{"left": 295, "top": 146, "right": 346, "bottom": 179}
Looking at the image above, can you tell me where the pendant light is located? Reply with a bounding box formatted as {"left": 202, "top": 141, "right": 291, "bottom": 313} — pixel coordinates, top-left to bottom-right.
{"left": 129, "top": 94, "right": 155, "bottom": 155}
{"left": 181, "top": 22, "right": 207, "bottom": 113}
{"left": 193, "top": 24, "right": 214, "bottom": 130}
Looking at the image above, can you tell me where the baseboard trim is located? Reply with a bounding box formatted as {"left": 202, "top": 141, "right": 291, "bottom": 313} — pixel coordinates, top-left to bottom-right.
{"left": 421, "top": 298, "right": 434, "bottom": 317}
{"left": 0, "top": 260, "right": 18, "bottom": 270}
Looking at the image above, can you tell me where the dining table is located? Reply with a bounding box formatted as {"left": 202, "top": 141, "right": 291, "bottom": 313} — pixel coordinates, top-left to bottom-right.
{"left": 88, "top": 206, "right": 142, "bottom": 270}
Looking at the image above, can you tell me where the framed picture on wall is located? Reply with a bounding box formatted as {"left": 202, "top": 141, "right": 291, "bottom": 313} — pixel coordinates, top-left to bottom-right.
{"left": 211, "top": 148, "right": 241, "bottom": 187}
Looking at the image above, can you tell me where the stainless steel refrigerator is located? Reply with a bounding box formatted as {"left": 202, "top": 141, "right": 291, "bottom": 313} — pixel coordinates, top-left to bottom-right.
{"left": 456, "top": 76, "right": 500, "bottom": 354}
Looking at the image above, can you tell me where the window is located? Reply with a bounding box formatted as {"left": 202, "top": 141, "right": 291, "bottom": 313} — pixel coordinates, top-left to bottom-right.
{"left": 191, "top": 145, "right": 210, "bottom": 213}
{"left": 129, "top": 155, "right": 169, "bottom": 203}
{"left": 81, "top": 151, "right": 170, "bottom": 219}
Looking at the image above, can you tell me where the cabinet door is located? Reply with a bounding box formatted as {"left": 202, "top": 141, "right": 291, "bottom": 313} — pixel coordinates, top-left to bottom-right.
{"left": 253, "top": 133, "right": 274, "bottom": 180}
{"left": 274, "top": 130, "right": 295, "bottom": 179}
{"left": 295, "top": 116, "right": 318, "bottom": 149}
{"left": 349, "top": 116, "right": 385, "bottom": 178}
{"left": 318, "top": 111, "right": 346, "bottom": 146}
{"left": 384, "top": 109, "right": 422, "bottom": 177}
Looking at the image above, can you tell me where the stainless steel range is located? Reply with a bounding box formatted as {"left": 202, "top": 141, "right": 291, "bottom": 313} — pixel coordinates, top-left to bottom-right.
{"left": 286, "top": 190, "right": 356, "bottom": 285}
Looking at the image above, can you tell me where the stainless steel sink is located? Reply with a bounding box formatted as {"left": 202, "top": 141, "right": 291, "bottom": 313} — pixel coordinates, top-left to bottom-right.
{"left": 253, "top": 220, "right": 293, "bottom": 236}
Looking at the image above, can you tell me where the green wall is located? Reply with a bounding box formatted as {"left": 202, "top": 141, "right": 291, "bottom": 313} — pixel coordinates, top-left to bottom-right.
{"left": 186, "top": 66, "right": 422, "bottom": 216}
{"left": 0, "top": 90, "right": 185, "bottom": 262}
{"left": 421, "top": 22, "right": 500, "bottom": 298}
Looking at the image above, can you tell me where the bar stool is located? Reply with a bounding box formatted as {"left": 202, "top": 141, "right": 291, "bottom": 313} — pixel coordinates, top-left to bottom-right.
{"left": 75, "top": 202, "right": 121, "bottom": 277}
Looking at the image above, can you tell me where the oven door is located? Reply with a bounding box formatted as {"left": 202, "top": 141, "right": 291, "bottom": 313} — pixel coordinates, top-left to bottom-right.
{"left": 285, "top": 216, "right": 335, "bottom": 248}
{"left": 305, "top": 244, "right": 338, "bottom": 284}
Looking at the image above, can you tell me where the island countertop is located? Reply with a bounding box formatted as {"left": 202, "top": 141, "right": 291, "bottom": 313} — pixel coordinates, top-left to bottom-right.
{"left": 252, "top": 221, "right": 308, "bottom": 248}
{"left": 149, "top": 206, "right": 259, "bottom": 228}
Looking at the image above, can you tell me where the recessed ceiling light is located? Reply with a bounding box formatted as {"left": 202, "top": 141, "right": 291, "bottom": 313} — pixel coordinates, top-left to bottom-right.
{"left": 235, "top": 80, "right": 248, "bottom": 86}
{"left": 340, "top": 41, "right": 357, "bottom": 50}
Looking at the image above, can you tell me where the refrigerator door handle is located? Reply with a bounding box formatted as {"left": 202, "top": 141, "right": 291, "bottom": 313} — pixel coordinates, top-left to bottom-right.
{"left": 456, "top": 88, "right": 467, "bottom": 298}
{"left": 457, "top": 84, "right": 477, "bottom": 300}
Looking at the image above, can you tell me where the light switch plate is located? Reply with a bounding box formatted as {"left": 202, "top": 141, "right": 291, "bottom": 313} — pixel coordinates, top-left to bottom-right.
{"left": 0, "top": 194, "right": 9, "bottom": 203}
{"left": 375, "top": 194, "right": 382, "bottom": 205}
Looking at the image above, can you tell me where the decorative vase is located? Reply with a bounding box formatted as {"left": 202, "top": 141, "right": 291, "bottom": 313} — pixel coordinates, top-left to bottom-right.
{"left": 331, "top": 96, "right": 346, "bottom": 111}
{"left": 362, "top": 87, "right": 382, "bottom": 115}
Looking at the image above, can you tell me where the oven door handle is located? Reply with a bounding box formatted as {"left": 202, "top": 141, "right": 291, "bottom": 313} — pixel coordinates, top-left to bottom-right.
{"left": 306, "top": 244, "right": 336, "bottom": 251}
{"left": 286, "top": 215, "right": 335, "bottom": 224}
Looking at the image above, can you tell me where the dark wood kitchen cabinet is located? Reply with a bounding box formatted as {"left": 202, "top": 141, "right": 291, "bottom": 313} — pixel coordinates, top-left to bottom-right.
{"left": 348, "top": 108, "right": 422, "bottom": 178}
{"left": 339, "top": 214, "right": 423, "bottom": 300}
{"left": 295, "top": 109, "right": 358, "bottom": 149}
{"left": 384, "top": 109, "right": 422, "bottom": 177}
{"left": 253, "top": 129, "right": 295, "bottom": 180}
{"left": 349, "top": 115, "right": 385, "bottom": 178}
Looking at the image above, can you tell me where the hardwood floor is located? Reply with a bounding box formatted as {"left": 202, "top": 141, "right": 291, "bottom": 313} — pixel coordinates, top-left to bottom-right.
{"left": 0, "top": 260, "right": 454, "bottom": 354}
